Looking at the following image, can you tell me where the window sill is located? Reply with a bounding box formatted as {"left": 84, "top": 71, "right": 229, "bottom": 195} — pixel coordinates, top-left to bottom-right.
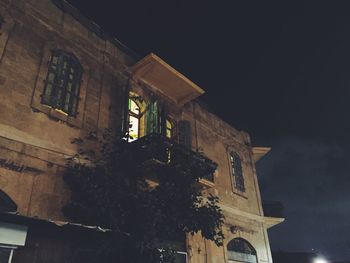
{"left": 231, "top": 189, "right": 248, "bottom": 199}
{"left": 31, "top": 103, "right": 82, "bottom": 128}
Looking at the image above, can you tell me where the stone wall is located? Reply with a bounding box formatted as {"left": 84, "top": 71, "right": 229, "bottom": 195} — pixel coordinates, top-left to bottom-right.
{"left": 0, "top": 0, "right": 274, "bottom": 262}
{"left": 0, "top": 0, "right": 132, "bottom": 220}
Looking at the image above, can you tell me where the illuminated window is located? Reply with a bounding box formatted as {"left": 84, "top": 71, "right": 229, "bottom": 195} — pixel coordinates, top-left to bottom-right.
{"left": 166, "top": 119, "right": 175, "bottom": 139}
{"left": 128, "top": 98, "right": 141, "bottom": 141}
{"left": 41, "top": 50, "right": 83, "bottom": 117}
{"left": 230, "top": 152, "right": 245, "bottom": 192}
{"left": 227, "top": 238, "right": 257, "bottom": 263}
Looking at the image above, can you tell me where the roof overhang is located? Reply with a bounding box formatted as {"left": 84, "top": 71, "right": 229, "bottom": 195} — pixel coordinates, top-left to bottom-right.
{"left": 264, "top": 216, "right": 285, "bottom": 229}
{"left": 252, "top": 147, "right": 271, "bottom": 163}
{"left": 130, "top": 53, "right": 204, "bottom": 106}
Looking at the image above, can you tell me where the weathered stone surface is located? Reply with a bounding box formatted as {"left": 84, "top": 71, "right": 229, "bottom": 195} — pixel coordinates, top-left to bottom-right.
{"left": 0, "top": 0, "right": 276, "bottom": 262}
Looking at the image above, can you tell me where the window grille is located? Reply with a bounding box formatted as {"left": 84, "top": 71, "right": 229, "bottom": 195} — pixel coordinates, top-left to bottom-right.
{"left": 146, "top": 99, "right": 159, "bottom": 134}
{"left": 230, "top": 152, "right": 245, "bottom": 192}
{"left": 41, "top": 50, "right": 83, "bottom": 117}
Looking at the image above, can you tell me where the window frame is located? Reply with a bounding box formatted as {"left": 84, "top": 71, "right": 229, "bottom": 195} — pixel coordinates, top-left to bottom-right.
{"left": 165, "top": 117, "right": 176, "bottom": 139}
{"left": 128, "top": 97, "right": 142, "bottom": 141}
{"left": 229, "top": 151, "right": 246, "bottom": 193}
{"left": 31, "top": 42, "right": 89, "bottom": 128}
{"left": 41, "top": 49, "right": 83, "bottom": 117}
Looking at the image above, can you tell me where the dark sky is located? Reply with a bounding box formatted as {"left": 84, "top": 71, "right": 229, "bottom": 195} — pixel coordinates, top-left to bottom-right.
{"left": 66, "top": 0, "right": 350, "bottom": 260}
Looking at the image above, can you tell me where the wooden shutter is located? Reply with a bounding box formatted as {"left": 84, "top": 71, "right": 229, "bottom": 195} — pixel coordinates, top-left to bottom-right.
{"left": 178, "top": 120, "right": 192, "bottom": 149}
{"left": 146, "top": 99, "right": 159, "bottom": 134}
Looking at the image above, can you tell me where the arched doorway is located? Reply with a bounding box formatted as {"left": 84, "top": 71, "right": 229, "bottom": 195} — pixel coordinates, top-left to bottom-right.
{"left": 227, "top": 238, "right": 257, "bottom": 263}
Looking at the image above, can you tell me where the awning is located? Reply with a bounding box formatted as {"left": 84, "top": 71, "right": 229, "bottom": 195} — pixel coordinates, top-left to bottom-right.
{"left": 130, "top": 53, "right": 204, "bottom": 106}
{"left": 0, "top": 212, "right": 111, "bottom": 233}
{"left": 0, "top": 222, "right": 27, "bottom": 246}
{"left": 252, "top": 147, "right": 271, "bottom": 163}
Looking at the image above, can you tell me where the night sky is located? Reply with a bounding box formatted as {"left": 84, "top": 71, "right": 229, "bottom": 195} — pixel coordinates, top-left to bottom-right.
{"left": 66, "top": 0, "right": 350, "bottom": 260}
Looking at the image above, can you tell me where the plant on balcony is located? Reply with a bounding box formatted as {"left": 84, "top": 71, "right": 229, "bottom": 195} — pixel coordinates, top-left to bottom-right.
{"left": 63, "top": 131, "right": 224, "bottom": 263}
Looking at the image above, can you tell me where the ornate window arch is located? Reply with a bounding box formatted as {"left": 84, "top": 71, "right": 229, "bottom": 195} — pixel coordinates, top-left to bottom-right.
{"left": 229, "top": 152, "right": 245, "bottom": 192}
{"left": 41, "top": 49, "right": 83, "bottom": 117}
{"left": 227, "top": 238, "right": 257, "bottom": 263}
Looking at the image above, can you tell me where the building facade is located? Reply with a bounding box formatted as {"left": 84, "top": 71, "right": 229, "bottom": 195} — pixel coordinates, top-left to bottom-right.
{"left": 0, "top": 0, "right": 283, "bottom": 262}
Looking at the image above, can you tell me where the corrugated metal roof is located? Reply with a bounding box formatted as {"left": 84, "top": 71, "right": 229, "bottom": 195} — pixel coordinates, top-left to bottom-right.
{"left": 0, "top": 212, "right": 111, "bottom": 233}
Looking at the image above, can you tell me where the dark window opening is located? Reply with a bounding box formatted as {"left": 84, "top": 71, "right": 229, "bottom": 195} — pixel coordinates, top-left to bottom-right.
{"left": 0, "top": 247, "right": 13, "bottom": 263}
{"left": 0, "top": 190, "right": 17, "bottom": 212}
{"left": 41, "top": 50, "right": 83, "bottom": 117}
{"left": 0, "top": 16, "right": 4, "bottom": 30}
{"left": 230, "top": 152, "right": 245, "bottom": 192}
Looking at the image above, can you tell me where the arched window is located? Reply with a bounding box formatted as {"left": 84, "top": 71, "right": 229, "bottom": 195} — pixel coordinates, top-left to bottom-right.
{"left": 227, "top": 238, "right": 257, "bottom": 263}
{"left": 41, "top": 50, "right": 83, "bottom": 117}
{"left": 128, "top": 97, "right": 141, "bottom": 141}
{"left": 230, "top": 152, "right": 245, "bottom": 192}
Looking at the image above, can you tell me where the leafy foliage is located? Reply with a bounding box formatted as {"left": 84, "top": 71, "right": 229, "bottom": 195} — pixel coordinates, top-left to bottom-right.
{"left": 63, "top": 131, "right": 225, "bottom": 263}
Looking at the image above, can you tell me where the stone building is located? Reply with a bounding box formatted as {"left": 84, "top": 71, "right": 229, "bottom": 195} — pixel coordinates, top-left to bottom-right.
{"left": 0, "top": 0, "right": 283, "bottom": 262}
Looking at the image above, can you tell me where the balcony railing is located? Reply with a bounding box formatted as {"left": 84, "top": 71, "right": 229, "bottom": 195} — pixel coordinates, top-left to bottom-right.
{"left": 130, "top": 134, "right": 217, "bottom": 183}
{"left": 262, "top": 201, "right": 284, "bottom": 218}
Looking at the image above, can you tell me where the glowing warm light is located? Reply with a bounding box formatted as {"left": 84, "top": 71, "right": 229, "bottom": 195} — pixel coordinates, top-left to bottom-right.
{"left": 314, "top": 258, "right": 328, "bottom": 263}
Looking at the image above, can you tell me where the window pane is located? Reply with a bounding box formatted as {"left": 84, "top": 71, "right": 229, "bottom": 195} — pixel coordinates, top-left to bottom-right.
{"left": 66, "top": 82, "right": 72, "bottom": 92}
{"left": 166, "top": 128, "right": 172, "bottom": 139}
{"left": 42, "top": 83, "right": 53, "bottom": 104}
{"left": 41, "top": 50, "right": 83, "bottom": 116}
{"left": 74, "top": 83, "right": 80, "bottom": 96}
{"left": 47, "top": 72, "right": 55, "bottom": 82}
{"left": 166, "top": 120, "right": 173, "bottom": 138}
{"left": 129, "top": 99, "right": 140, "bottom": 115}
{"left": 52, "top": 55, "right": 58, "bottom": 65}
{"left": 129, "top": 115, "right": 139, "bottom": 141}
{"left": 70, "top": 98, "right": 77, "bottom": 116}
{"left": 230, "top": 152, "right": 245, "bottom": 192}
{"left": 166, "top": 120, "right": 172, "bottom": 129}
{"left": 64, "top": 93, "right": 71, "bottom": 112}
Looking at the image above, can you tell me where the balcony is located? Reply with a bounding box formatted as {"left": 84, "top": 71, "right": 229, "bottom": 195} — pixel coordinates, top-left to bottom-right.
{"left": 130, "top": 134, "right": 217, "bottom": 186}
